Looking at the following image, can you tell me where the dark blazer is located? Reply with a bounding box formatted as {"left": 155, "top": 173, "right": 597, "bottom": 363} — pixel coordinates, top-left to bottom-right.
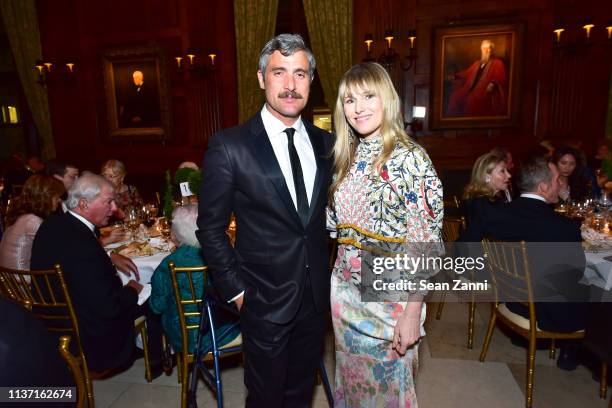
{"left": 30, "top": 212, "right": 139, "bottom": 371}
{"left": 0, "top": 298, "right": 73, "bottom": 388}
{"left": 460, "top": 196, "right": 587, "bottom": 332}
{"left": 196, "top": 113, "right": 334, "bottom": 325}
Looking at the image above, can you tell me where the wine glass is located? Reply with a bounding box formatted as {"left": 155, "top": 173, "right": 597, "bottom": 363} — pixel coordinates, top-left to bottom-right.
{"left": 158, "top": 218, "right": 171, "bottom": 239}
{"left": 125, "top": 206, "right": 141, "bottom": 232}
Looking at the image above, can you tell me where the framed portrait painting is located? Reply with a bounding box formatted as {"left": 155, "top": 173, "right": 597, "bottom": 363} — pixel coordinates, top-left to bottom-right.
{"left": 103, "top": 46, "right": 171, "bottom": 140}
{"left": 430, "top": 22, "right": 523, "bottom": 129}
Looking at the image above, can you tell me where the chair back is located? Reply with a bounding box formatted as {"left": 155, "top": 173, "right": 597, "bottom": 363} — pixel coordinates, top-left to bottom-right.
{"left": 168, "top": 262, "right": 206, "bottom": 357}
{"left": 481, "top": 238, "right": 536, "bottom": 314}
{"left": 444, "top": 195, "right": 461, "bottom": 209}
{"left": 442, "top": 215, "right": 466, "bottom": 242}
{"left": 0, "top": 264, "right": 94, "bottom": 407}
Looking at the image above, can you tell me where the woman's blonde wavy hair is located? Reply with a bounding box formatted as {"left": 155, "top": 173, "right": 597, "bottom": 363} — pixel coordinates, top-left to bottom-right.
{"left": 463, "top": 151, "right": 507, "bottom": 200}
{"left": 329, "top": 63, "right": 412, "bottom": 204}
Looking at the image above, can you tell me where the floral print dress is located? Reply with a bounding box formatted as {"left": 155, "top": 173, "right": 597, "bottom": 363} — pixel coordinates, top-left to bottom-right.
{"left": 328, "top": 135, "right": 443, "bottom": 408}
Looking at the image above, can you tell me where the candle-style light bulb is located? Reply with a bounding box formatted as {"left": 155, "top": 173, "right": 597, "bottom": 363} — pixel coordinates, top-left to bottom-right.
{"left": 66, "top": 63, "right": 75, "bottom": 73}
{"left": 44, "top": 62, "right": 53, "bottom": 72}
{"left": 208, "top": 54, "right": 216, "bottom": 66}
{"left": 553, "top": 28, "right": 565, "bottom": 43}
{"left": 408, "top": 36, "right": 416, "bottom": 49}
{"left": 583, "top": 23, "right": 594, "bottom": 39}
{"left": 364, "top": 33, "right": 374, "bottom": 53}
{"left": 384, "top": 30, "right": 394, "bottom": 49}
{"left": 175, "top": 56, "right": 183, "bottom": 68}
{"left": 187, "top": 54, "right": 195, "bottom": 65}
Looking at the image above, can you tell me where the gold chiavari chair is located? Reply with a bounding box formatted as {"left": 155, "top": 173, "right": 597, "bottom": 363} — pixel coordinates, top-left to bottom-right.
{"left": 435, "top": 215, "right": 478, "bottom": 348}
{"left": 58, "top": 335, "right": 87, "bottom": 407}
{"left": 168, "top": 262, "right": 242, "bottom": 408}
{"left": 0, "top": 265, "right": 154, "bottom": 406}
{"left": 0, "top": 265, "right": 95, "bottom": 408}
{"left": 479, "top": 239, "right": 585, "bottom": 408}
{"left": 443, "top": 194, "right": 461, "bottom": 210}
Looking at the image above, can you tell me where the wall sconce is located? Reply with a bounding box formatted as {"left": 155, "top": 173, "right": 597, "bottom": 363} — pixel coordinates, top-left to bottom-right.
{"left": 408, "top": 106, "right": 426, "bottom": 134}
{"left": 34, "top": 59, "right": 77, "bottom": 86}
{"left": 175, "top": 49, "right": 218, "bottom": 78}
{"left": 362, "top": 29, "right": 417, "bottom": 71}
{"left": 553, "top": 19, "right": 611, "bottom": 50}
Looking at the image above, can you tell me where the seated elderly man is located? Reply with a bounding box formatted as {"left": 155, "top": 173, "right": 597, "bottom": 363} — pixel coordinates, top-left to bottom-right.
{"left": 30, "top": 171, "right": 163, "bottom": 375}
{"left": 460, "top": 155, "right": 588, "bottom": 370}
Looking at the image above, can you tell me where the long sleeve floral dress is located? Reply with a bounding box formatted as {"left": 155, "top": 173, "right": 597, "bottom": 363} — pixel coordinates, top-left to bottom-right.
{"left": 327, "top": 134, "right": 443, "bottom": 408}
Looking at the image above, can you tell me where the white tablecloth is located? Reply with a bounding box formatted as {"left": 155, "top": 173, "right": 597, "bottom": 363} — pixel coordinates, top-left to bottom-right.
{"left": 116, "top": 251, "right": 171, "bottom": 304}
{"left": 584, "top": 250, "right": 612, "bottom": 291}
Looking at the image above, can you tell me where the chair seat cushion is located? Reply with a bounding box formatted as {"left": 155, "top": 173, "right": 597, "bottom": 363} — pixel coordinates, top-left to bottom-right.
{"left": 498, "top": 303, "right": 584, "bottom": 334}
{"left": 220, "top": 333, "right": 242, "bottom": 350}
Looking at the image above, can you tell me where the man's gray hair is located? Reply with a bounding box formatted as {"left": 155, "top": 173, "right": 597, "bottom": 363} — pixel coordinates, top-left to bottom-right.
{"left": 517, "top": 156, "right": 553, "bottom": 193}
{"left": 171, "top": 204, "right": 200, "bottom": 248}
{"left": 258, "top": 33, "right": 316, "bottom": 78}
{"left": 66, "top": 171, "right": 113, "bottom": 209}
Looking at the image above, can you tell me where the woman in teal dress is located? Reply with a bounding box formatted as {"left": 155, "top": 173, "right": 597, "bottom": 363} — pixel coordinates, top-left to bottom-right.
{"left": 150, "top": 204, "right": 240, "bottom": 353}
{"left": 327, "top": 63, "right": 443, "bottom": 407}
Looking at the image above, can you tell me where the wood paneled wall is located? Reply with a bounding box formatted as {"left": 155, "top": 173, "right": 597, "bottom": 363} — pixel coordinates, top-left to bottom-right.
{"left": 36, "top": 0, "right": 237, "bottom": 198}
{"left": 353, "top": 0, "right": 611, "bottom": 170}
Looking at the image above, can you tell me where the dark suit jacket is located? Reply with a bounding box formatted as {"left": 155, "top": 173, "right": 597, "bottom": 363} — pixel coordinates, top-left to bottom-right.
{"left": 196, "top": 113, "right": 334, "bottom": 326}
{"left": 0, "top": 298, "right": 73, "bottom": 388}
{"left": 30, "top": 212, "right": 139, "bottom": 371}
{"left": 459, "top": 196, "right": 587, "bottom": 332}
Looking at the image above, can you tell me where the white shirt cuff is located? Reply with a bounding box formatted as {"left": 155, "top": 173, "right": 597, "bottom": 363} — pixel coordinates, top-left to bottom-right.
{"left": 228, "top": 290, "right": 245, "bottom": 303}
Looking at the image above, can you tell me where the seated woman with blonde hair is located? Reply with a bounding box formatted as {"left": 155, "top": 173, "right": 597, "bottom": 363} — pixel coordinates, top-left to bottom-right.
{"left": 149, "top": 205, "right": 239, "bottom": 354}
{"left": 101, "top": 159, "right": 143, "bottom": 211}
{"left": 462, "top": 150, "right": 511, "bottom": 223}
{"left": 0, "top": 175, "right": 64, "bottom": 270}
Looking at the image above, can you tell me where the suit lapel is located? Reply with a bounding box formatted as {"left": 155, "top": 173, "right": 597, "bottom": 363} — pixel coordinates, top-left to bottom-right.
{"left": 304, "top": 122, "right": 328, "bottom": 222}
{"left": 248, "top": 115, "right": 304, "bottom": 228}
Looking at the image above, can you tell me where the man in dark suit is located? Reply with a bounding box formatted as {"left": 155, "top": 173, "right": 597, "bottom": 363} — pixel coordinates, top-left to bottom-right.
{"left": 0, "top": 298, "right": 74, "bottom": 387}
{"left": 197, "top": 34, "right": 333, "bottom": 407}
{"left": 461, "top": 155, "right": 587, "bottom": 368}
{"left": 30, "top": 172, "right": 163, "bottom": 373}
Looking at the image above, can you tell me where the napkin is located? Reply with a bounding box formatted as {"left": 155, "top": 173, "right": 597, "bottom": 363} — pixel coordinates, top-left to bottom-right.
{"left": 138, "top": 284, "right": 152, "bottom": 305}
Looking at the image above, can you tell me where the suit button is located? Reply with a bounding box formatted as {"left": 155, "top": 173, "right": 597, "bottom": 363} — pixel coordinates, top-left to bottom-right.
{"left": 306, "top": 265, "right": 310, "bottom": 270}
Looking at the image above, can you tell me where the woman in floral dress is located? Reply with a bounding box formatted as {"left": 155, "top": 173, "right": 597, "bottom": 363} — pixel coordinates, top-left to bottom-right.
{"left": 328, "top": 63, "right": 443, "bottom": 407}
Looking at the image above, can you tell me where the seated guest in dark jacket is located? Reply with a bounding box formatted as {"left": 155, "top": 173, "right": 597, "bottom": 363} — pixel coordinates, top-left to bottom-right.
{"left": 0, "top": 298, "right": 74, "bottom": 390}
{"left": 150, "top": 204, "right": 240, "bottom": 354}
{"left": 462, "top": 150, "right": 512, "bottom": 222}
{"left": 30, "top": 172, "right": 163, "bottom": 374}
{"left": 460, "top": 155, "right": 587, "bottom": 369}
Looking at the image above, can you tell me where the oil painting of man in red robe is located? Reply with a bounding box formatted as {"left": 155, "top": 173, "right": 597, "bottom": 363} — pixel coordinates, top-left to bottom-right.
{"left": 446, "top": 39, "right": 508, "bottom": 117}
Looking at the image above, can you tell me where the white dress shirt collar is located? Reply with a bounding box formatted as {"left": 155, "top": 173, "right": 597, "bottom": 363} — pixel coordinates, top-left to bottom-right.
{"left": 68, "top": 210, "right": 97, "bottom": 235}
{"left": 259, "top": 104, "right": 317, "bottom": 206}
{"left": 260, "top": 104, "right": 306, "bottom": 138}
{"left": 520, "top": 193, "right": 547, "bottom": 203}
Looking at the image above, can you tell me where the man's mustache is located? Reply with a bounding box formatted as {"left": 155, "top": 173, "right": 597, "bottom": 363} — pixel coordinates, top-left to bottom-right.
{"left": 278, "top": 91, "right": 303, "bottom": 99}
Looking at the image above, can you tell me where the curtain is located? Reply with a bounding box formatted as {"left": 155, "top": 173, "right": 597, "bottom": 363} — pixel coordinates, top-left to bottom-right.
{"left": 0, "top": 0, "right": 55, "bottom": 159}
{"left": 303, "top": 0, "right": 352, "bottom": 112}
{"left": 233, "top": 0, "right": 279, "bottom": 122}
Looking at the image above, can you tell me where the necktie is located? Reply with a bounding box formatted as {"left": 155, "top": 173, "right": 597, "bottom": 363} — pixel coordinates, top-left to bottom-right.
{"left": 285, "top": 128, "right": 309, "bottom": 226}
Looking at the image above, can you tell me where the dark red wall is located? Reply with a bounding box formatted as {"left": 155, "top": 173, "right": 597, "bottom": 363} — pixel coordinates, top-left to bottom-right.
{"left": 37, "top": 0, "right": 237, "bottom": 199}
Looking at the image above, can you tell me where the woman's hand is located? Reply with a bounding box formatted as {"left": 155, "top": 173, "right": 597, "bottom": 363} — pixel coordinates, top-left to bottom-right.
{"left": 392, "top": 301, "right": 422, "bottom": 356}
